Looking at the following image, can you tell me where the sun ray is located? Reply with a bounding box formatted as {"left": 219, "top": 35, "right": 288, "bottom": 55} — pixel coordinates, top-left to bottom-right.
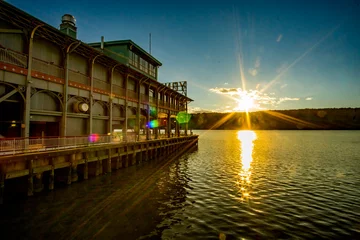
{"left": 264, "top": 111, "right": 323, "bottom": 129}
{"left": 260, "top": 24, "right": 341, "bottom": 93}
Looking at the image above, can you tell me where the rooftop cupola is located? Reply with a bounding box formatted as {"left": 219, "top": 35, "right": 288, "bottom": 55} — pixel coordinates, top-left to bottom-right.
{"left": 60, "top": 14, "right": 77, "bottom": 39}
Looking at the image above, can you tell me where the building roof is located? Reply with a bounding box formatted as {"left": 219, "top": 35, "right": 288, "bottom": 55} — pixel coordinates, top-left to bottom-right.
{"left": 88, "top": 40, "right": 162, "bottom": 66}
{"left": 0, "top": 1, "right": 192, "bottom": 102}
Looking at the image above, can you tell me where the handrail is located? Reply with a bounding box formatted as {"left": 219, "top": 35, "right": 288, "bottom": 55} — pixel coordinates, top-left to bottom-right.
{"left": 0, "top": 47, "right": 28, "bottom": 68}
{"left": 0, "top": 132, "right": 190, "bottom": 156}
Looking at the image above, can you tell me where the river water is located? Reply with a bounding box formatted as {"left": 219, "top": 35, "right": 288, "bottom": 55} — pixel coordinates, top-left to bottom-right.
{"left": 1, "top": 130, "right": 360, "bottom": 239}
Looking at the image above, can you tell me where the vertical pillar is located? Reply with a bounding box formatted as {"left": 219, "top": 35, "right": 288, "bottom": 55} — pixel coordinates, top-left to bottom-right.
{"left": 146, "top": 84, "right": 150, "bottom": 140}
{"left": 155, "top": 90, "right": 159, "bottom": 139}
{"left": 34, "top": 173, "right": 44, "bottom": 193}
{"left": 84, "top": 152, "right": 88, "bottom": 180}
{"left": 167, "top": 112, "right": 171, "bottom": 138}
{"left": 132, "top": 146, "right": 136, "bottom": 165}
{"left": 124, "top": 154, "right": 129, "bottom": 168}
{"left": 28, "top": 159, "right": 33, "bottom": 196}
{"left": 116, "top": 150, "right": 121, "bottom": 169}
{"left": 24, "top": 26, "right": 41, "bottom": 139}
{"left": 62, "top": 42, "right": 80, "bottom": 137}
{"left": 136, "top": 81, "right": 141, "bottom": 141}
{"left": 70, "top": 153, "right": 78, "bottom": 182}
{"left": 185, "top": 100, "right": 188, "bottom": 136}
{"left": 109, "top": 65, "right": 117, "bottom": 135}
{"left": 0, "top": 165, "right": 5, "bottom": 204}
{"left": 62, "top": 52, "right": 69, "bottom": 137}
{"left": 124, "top": 75, "right": 128, "bottom": 141}
{"left": 67, "top": 160, "right": 72, "bottom": 185}
{"left": 49, "top": 158, "right": 55, "bottom": 190}
{"left": 89, "top": 55, "right": 100, "bottom": 135}
{"left": 107, "top": 149, "right": 112, "bottom": 173}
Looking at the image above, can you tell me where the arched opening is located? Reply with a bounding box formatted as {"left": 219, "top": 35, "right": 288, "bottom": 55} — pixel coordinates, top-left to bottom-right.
{"left": 0, "top": 84, "right": 24, "bottom": 138}
{"left": 30, "top": 90, "right": 62, "bottom": 137}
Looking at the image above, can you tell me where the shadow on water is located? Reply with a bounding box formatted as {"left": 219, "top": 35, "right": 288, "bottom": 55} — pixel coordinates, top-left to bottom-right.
{"left": 0, "top": 148, "right": 197, "bottom": 240}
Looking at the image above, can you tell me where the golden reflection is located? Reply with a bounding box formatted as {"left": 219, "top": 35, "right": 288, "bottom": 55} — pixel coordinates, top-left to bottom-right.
{"left": 237, "top": 130, "right": 257, "bottom": 201}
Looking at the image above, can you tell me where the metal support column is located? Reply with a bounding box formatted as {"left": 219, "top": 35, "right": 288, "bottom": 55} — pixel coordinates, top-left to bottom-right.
{"left": 155, "top": 88, "right": 160, "bottom": 139}
{"left": 24, "top": 25, "right": 43, "bottom": 139}
{"left": 167, "top": 110, "right": 171, "bottom": 138}
{"left": 136, "top": 81, "right": 141, "bottom": 141}
{"left": 89, "top": 55, "right": 100, "bottom": 134}
{"left": 62, "top": 41, "right": 80, "bottom": 136}
{"left": 109, "top": 65, "right": 119, "bottom": 135}
{"left": 124, "top": 74, "right": 128, "bottom": 141}
{"left": 146, "top": 84, "right": 150, "bottom": 140}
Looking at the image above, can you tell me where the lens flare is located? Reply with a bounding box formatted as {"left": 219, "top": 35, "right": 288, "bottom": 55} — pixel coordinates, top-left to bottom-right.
{"left": 148, "top": 120, "right": 159, "bottom": 128}
{"left": 88, "top": 133, "right": 99, "bottom": 143}
{"left": 176, "top": 112, "right": 191, "bottom": 124}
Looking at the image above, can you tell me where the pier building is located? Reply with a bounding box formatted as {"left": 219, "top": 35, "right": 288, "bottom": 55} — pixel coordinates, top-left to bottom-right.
{"left": 0, "top": 1, "right": 197, "bottom": 203}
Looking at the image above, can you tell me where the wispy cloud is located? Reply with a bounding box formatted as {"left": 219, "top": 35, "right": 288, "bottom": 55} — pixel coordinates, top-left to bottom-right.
{"left": 248, "top": 57, "right": 261, "bottom": 76}
{"left": 277, "top": 34, "right": 283, "bottom": 42}
{"left": 280, "top": 84, "right": 288, "bottom": 89}
{"left": 278, "top": 97, "right": 300, "bottom": 104}
{"left": 224, "top": 82, "right": 229, "bottom": 85}
{"left": 305, "top": 97, "right": 313, "bottom": 100}
{"left": 188, "top": 106, "right": 214, "bottom": 113}
{"left": 255, "top": 57, "right": 261, "bottom": 68}
{"left": 248, "top": 68, "right": 258, "bottom": 76}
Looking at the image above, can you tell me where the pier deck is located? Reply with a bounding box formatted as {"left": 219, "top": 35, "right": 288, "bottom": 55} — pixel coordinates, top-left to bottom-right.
{"left": 0, "top": 135, "right": 198, "bottom": 204}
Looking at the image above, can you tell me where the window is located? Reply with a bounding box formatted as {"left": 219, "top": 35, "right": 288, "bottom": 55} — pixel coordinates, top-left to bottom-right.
{"left": 129, "top": 51, "right": 139, "bottom": 68}
{"left": 149, "top": 64, "right": 156, "bottom": 77}
{"left": 140, "top": 57, "right": 148, "bottom": 73}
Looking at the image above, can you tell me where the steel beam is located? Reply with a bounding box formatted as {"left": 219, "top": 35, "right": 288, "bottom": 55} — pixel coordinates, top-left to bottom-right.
{"left": 0, "top": 88, "right": 17, "bottom": 103}
{"left": 0, "top": 29, "right": 23, "bottom": 33}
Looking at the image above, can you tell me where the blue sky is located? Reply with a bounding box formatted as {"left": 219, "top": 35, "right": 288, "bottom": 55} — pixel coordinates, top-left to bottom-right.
{"left": 8, "top": 0, "right": 360, "bottom": 112}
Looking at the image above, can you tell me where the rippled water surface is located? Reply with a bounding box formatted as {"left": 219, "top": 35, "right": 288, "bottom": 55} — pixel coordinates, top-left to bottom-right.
{"left": 1, "top": 130, "right": 360, "bottom": 239}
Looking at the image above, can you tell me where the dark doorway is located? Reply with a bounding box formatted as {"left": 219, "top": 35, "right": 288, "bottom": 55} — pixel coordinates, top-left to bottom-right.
{"left": 30, "top": 121, "right": 59, "bottom": 137}
{"left": 0, "top": 99, "right": 23, "bottom": 138}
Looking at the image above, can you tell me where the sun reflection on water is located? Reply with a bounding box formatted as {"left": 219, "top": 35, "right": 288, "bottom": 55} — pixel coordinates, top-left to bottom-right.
{"left": 237, "top": 130, "right": 257, "bottom": 201}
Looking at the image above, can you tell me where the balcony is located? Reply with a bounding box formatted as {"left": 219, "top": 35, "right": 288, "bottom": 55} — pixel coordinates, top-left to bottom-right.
{"left": 32, "top": 58, "right": 64, "bottom": 78}
{"left": 0, "top": 47, "right": 27, "bottom": 68}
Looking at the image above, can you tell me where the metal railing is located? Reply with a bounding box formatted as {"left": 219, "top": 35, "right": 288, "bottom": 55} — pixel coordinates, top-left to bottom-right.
{"left": 69, "top": 69, "right": 89, "bottom": 85}
{"left": 127, "top": 90, "right": 137, "bottom": 100}
{"left": 141, "top": 94, "right": 149, "bottom": 103}
{"left": 0, "top": 48, "right": 28, "bottom": 68}
{"left": 149, "top": 96, "right": 156, "bottom": 104}
{"left": 0, "top": 132, "right": 190, "bottom": 156}
{"left": 32, "top": 58, "right": 64, "bottom": 78}
{"left": 113, "top": 85, "right": 126, "bottom": 96}
{"left": 94, "top": 77, "right": 110, "bottom": 91}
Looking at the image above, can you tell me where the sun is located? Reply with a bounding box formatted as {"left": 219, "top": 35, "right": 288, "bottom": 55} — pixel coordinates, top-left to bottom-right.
{"left": 237, "top": 95, "right": 254, "bottom": 112}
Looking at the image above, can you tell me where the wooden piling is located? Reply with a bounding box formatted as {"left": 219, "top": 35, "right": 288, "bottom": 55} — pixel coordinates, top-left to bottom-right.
{"left": 107, "top": 149, "right": 112, "bottom": 173}
{"left": 49, "top": 158, "right": 55, "bottom": 190}
{"left": 84, "top": 153, "right": 88, "bottom": 180}
{"left": 0, "top": 166, "right": 5, "bottom": 204}
{"left": 34, "top": 173, "right": 44, "bottom": 193}
{"left": 28, "top": 159, "right": 33, "bottom": 196}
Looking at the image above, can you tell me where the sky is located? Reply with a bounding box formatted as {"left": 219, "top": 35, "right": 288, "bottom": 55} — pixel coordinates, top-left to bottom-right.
{"left": 8, "top": 0, "right": 360, "bottom": 112}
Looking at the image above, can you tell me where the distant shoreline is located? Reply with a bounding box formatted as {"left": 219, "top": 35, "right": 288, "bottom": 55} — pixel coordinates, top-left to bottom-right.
{"left": 188, "top": 108, "right": 360, "bottom": 130}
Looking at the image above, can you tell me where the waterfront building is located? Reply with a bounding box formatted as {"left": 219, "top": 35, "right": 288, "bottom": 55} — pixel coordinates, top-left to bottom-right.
{"left": 0, "top": 1, "right": 192, "bottom": 145}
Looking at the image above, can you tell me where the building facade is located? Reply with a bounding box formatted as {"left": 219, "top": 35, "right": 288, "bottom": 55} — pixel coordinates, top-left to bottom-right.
{"left": 0, "top": 1, "right": 192, "bottom": 142}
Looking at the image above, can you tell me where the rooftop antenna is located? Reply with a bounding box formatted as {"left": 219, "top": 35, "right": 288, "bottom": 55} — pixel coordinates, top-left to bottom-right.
{"left": 149, "top": 33, "right": 152, "bottom": 54}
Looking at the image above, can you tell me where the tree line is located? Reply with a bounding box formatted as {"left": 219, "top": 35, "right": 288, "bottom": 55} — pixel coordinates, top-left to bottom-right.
{"left": 188, "top": 108, "right": 360, "bottom": 130}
